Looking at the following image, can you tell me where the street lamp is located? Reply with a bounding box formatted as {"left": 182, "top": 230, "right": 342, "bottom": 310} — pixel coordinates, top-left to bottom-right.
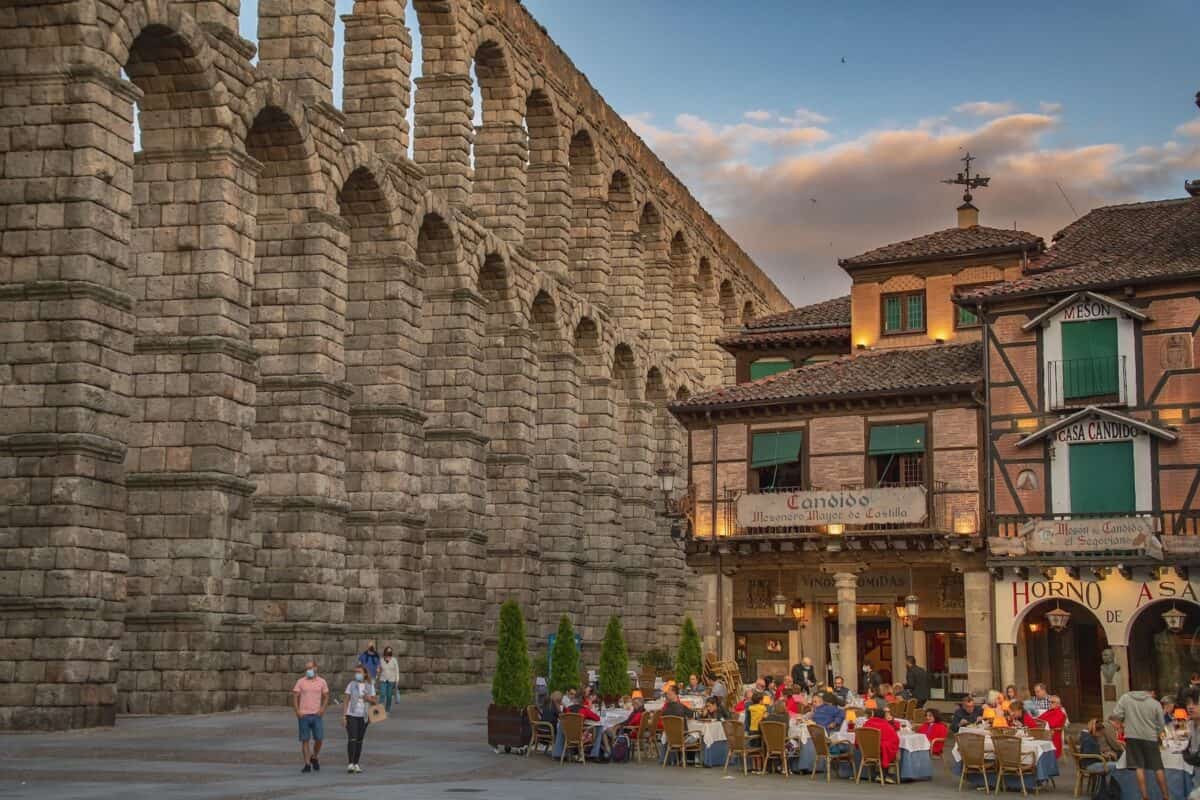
{"left": 657, "top": 465, "right": 677, "bottom": 515}
{"left": 904, "top": 594, "right": 920, "bottom": 622}
{"left": 1163, "top": 604, "right": 1187, "bottom": 633}
{"left": 791, "top": 598, "right": 808, "bottom": 628}
{"left": 1046, "top": 604, "right": 1072, "bottom": 632}
{"left": 773, "top": 592, "right": 789, "bottom": 619}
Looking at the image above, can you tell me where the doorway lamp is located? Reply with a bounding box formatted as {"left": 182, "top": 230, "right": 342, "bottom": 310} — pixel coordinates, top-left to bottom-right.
{"left": 1045, "top": 603, "right": 1072, "bottom": 632}
{"left": 792, "top": 598, "right": 808, "bottom": 628}
{"left": 657, "top": 464, "right": 677, "bottom": 514}
{"left": 1163, "top": 604, "right": 1187, "bottom": 634}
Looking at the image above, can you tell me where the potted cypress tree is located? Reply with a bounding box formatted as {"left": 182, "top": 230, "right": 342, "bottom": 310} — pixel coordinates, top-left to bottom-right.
{"left": 548, "top": 615, "right": 580, "bottom": 694}
{"left": 487, "top": 600, "right": 533, "bottom": 751}
{"left": 598, "top": 616, "right": 631, "bottom": 703}
{"left": 675, "top": 616, "right": 703, "bottom": 688}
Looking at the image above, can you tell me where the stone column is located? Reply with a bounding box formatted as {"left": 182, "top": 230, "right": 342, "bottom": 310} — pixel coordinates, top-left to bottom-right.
{"left": 257, "top": 0, "right": 336, "bottom": 105}
{"left": 472, "top": 122, "right": 528, "bottom": 242}
{"left": 1105, "top": 644, "right": 1130, "bottom": 718}
{"left": 645, "top": 250, "right": 672, "bottom": 353}
{"left": 673, "top": 278, "right": 701, "bottom": 375}
{"left": 835, "top": 572, "right": 859, "bottom": 687}
{"left": 412, "top": 74, "right": 473, "bottom": 207}
{"left": 570, "top": 197, "right": 612, "bottom": 311}
{"left": 342, "top": 0, "right": 412, "bottom": 159}
{"left": 524, "top": 162, "right": 571, "bottom": 279}
{"left": 999, "top": 642, "right": 1016, "bottom": 692}
{"left": 620, "top": 399, "right": 655, "bottom": 654}
{"left": 608, "top": 230, "right": 644, "bottom": 336}
{"left": 963, "top": 570, "right": 995, "bottom": 696}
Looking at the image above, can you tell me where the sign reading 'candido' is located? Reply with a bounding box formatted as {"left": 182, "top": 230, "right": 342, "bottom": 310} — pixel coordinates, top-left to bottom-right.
{"left": 737, "top": 487, "right": 927, "bottom": 528}
{"left": 1054, "top": 419, "right": 1141, "bottom": 443}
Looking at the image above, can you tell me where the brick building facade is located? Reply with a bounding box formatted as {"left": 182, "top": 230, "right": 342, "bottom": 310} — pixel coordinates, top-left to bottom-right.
{"left": 0, "top": 0, "right": 790, "bottom": 730}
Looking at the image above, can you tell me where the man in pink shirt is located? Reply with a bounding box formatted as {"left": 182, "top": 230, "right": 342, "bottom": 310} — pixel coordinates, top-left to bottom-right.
{"left": 292, "top": 660, "right": 330, "bottom": 773}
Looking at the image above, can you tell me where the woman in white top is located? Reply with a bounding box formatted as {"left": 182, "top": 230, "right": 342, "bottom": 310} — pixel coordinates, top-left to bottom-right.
{"left": 343, "top": 664, "right": 378, "bottom": 773}
{"left": 378, "top": 646, "right": 400, "bottom": 712}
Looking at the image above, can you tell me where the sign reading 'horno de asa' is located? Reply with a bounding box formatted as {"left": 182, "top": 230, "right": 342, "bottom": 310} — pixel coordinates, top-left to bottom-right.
{"left": 1021, "top": 516, "right": 1160, "bottom": 556}
{"left": 738, "top": 487, "right": 927, "bottom": 528}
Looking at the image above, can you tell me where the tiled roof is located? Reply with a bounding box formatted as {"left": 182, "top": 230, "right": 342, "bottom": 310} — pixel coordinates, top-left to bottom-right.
{"left": 717, "top": 326, "right": 851, "bottom": 349}
{"left": 671, "top": 341, "right": 982, "bottom": 412}
{"left": 743, "top": 295, "right": 851, "bottom": 331}
{"left": 839, "top": 225, "right": 1043, "bottom": 269}
{"left": 959, "top": 197, "right": 1200, "bottom": 301}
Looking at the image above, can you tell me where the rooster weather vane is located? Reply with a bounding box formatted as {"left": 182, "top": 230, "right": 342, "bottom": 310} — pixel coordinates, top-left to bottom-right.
{"left": 941, "top": 152, "right": 991, "bottom": 204}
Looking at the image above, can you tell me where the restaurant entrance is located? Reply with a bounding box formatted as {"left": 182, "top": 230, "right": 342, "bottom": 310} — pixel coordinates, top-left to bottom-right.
{"left": 1020, "top": 599, "right": 1106, "bottom": 721}
{"left": 825, "top": 610, "right": 894, "bottom": 689}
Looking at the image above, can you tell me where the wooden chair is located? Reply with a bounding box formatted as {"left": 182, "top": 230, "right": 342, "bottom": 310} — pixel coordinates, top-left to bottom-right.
{"left": 854, "top": 726, "right": 899, "bottom": 785}
{"left": 636, "top": 710, "right": 660, "bottom": 762}
{"left": 558, "top": 712, "right": 586, "bottom": 764}
{"left": 1067, "top": 733, "right": 1107, "bottom": 798}
{"left": 620, "top": 710, "right": 653, "bottom": 762}
{"left": 957, "top": 732, "right": 993, "bottom": 793}
{"left": 808, "top": 723, "right": 853, "bottom": 782}
{"left": 526, "top": 705, "right": 555, "bottom": 757}
{"left": 759, "top": 720, "right": 790, "bottom": 776}
{"left": 993, "top": 734, "right": 1037, "bottom": 795}
{"left": 661, "top": 715, "right": 701, "bottom": 768}
{"left": 722, "top": 719, "right": 760, "bottom": 774}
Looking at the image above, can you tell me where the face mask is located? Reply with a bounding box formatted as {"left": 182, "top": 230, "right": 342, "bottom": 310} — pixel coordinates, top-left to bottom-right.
{"left": 355, "top": 673, "right": 365, "bottom": 683}
{"left": 306, "top": 669, "right": 316, "bottom": 679}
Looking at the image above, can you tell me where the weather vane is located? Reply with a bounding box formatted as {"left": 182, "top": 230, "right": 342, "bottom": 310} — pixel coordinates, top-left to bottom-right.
{"left": 941, "top": 152, "right": 991, "bottom": 204}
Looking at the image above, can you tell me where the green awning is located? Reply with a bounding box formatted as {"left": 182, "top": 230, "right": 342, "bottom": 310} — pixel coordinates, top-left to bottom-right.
{"left": 749, "top": 359, "right": 794, "bottom": 381}
{"left": 750, "top": 431, "right": 804, "bottom": 468}
{"left": 868, "top": 423, "right": 927, "bottom": 455}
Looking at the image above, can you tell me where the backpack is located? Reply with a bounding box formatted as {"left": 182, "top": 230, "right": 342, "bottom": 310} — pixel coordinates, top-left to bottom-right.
{"left": 610, "top": 734, "right": 631, "bottom": 763}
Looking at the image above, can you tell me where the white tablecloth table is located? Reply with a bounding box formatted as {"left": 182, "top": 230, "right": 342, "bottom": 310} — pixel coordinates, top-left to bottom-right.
{"left": 951, "top": 729, "right": 1059, "bottom": 791}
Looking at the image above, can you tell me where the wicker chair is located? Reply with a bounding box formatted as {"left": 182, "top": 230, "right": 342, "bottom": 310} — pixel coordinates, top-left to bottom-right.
{"left": 526, "top": 705, "right": 555, "bottom": 757}
{"left": 661, "top": 715, "right": 701, "bottom": 768}
{"left": 956, "top": 732, "right": 993, "bottom": 793}
{"left": 994, "top": 734, "right": 1037, "bottom": 795}
{"left": 1027, "top": 727, "right": 1051, "bottom": 742}
{"left": 1067, "top": 733, "right": 1108, "bottom": 798}
{"left": 854, "top": 725, "right": 899, "bottom": 785}
{"left": 759, "top": 720, "right": 790, "bottom": 776}
{"left": 620, "top": 710, "right": 652, "bottom": 763}
{"left": 808, "top": 723, "right": 853, "bottom": 782}
{"left": 722, "top": 719, "right": 760, "bottom": 774}
{"left": 558, "top": 712, "right": 586, "bottom": 764}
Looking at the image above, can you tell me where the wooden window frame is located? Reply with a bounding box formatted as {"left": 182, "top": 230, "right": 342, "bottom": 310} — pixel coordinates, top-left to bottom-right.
{"left": 746, "top": 426, "right": 807, "bottom": 493}
{"left": 865, "top": 420, "right": 929, "bottom": 489}
{"left": 880, "top": 290, "right": 926, "bottom": 336}
{"left": 954, "top": 282, "right": 998, "bottom": 329}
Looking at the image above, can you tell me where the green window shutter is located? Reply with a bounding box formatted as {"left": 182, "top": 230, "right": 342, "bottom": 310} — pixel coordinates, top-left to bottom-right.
{"left": 1062, "top": 319, "right": 1118, "bottom": 398}
{"left": 907, "top": 294, "right": 924, "bottom": 330}
{"left": 958, "top": 305, "right": 979, "bottom": 326}
{"left": 750, "top": 431, "right": 804, "bottom": 468}
{"left": 884, "top": 296, "right": 902, "bottom": 332}
{"left": 749, "top": 359, "right": 794, "bottom": 381}
{"left": 1069, "top": 441, "right": 1135, "bottom": 514}
{"left": 868, "top": 423, "right": 927, "bottom": 455}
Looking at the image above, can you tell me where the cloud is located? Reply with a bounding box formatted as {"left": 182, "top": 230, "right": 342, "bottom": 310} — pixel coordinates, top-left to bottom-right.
{"left": 954, "top": 100, "right": 1018, "bottom": 117}
{"left": 630, "top": 108, "right": 1200, "bottom": 305}
{"left": 744, "top": 110, "right": 774, "bottom": 122}
{"left": 779, "top": 107, "right": 831, "bottom": 126}
{"left": 1176, "top": 118, "right": 1200, "bottom": 138}
{"left": 1039, "top": 101, "right": 1063, "bottom": 114}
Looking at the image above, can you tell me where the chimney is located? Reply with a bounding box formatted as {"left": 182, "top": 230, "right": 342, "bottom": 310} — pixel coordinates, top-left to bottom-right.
{"left": 957, "top": 201, "right": 979, "bottom": 228}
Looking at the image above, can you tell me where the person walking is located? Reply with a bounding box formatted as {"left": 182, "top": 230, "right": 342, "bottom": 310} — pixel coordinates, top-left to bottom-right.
{"left": 903, "top": 655, "right": 931, "bottom": 708}
{"left": 357, "top": 640, "right": 381, "bottom": 681}
{"left": 291, "top": 660, "right": 329, "bottom": 773}
{"left": 378, "top": 646, "right": 400, "bottom": 712}
{"left": 1110, "top": 687, "right": 1169, "bottom": 800}
{"left": 343, "top": 663, "right": 378, "bottom": 773}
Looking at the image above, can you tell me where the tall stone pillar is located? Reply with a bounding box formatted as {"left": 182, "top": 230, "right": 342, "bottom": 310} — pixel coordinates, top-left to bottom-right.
{"left": 645, "top": 251, "right": 672, "bottom": 353}
{"left": 473, "top": 122, "right": 528, "bottom": 242}
{"left": 608, "top": 230, "right": 645, "bottom": 335}
{"left": 570, "top": 197, "right": 612, "bottom": 311}
{"left": 620, "top": 399, "right": 655, "bottom": 655}
{"left": 999, "top": 643, "right": 1016, "bottom": 693}
{"left": 963, "top": 570, "right": 995, "bottom": 696}
{"left": 580, "top": 374, "right": 620, "bottom": 654}
{"left": 257, "top": 0, "right": 336, "bottom": 105}
{"left": 342, "top": 0, "right": 412, "bottom": 159}
{"left": 835, "top": 572, "right": 859, "bottom": 687}
{"left": 412, "top": 74, "right": 473, "bottom": 207}
{"left": 524, "top": 162, "right": 571, "bottom": 279}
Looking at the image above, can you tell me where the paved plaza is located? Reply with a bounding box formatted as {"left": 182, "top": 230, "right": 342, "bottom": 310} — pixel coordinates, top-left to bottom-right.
{"left": 0, "top": 684, "right": 1067, "bottom": 800}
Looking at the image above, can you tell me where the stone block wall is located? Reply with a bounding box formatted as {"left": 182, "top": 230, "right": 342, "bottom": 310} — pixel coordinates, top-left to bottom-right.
{"left": 0, "top": 0, "right": 788, "bottom": 729}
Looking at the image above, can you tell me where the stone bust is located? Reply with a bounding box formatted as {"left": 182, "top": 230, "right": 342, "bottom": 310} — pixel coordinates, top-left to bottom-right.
{"left": 1100, "top": 648, "right": 1121, "bottom": 683}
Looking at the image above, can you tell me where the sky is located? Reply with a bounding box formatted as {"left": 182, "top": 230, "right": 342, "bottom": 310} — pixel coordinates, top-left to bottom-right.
{"left": 237, "top": 0, "right": 1200, "bottom": 305}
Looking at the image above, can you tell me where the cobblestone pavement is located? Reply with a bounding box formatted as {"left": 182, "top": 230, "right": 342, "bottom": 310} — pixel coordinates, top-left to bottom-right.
{"left": 0, "top": 685, "right": 1053, "bottom": 800}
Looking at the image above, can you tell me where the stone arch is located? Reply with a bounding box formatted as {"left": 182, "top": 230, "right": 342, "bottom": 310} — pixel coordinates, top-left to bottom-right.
{"left": 1016, "top": 598, "right": 1109, "bottom": 720}
{"left": 670, "top": 231, "right": 700, "bottom": 373}
{"left": 1127, "top": 597, "right": 1200, "bottom": 694}
{"left": 523, "top": 85, "right": 568, "bottom": 272}
{"left": 409, "top": 0, "right": 472, "bottom": 206}
{"left": 742, "top": 299, "right": 757, "bottom": 324}
{"left": 470, "top": 31, "right": 526, "bottom": 239}
{"left": 107, "top": 1, "right": 220, "bottom": 90}
{"left": 568, "top": 128, "right": 611, "bottom": 306}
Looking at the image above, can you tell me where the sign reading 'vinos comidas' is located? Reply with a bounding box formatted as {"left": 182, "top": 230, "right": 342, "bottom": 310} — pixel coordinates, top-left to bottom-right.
{"left": 737, "top": 487, "right": 927, "bottom": 528}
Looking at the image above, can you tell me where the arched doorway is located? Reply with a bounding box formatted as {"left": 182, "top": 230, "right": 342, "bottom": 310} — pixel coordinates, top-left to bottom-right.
{"left": 1019, "top": 600, "right": 1107, "bottom": 721}
{"left": 1128, "top": 600, "right": 1200, "bottom": 697}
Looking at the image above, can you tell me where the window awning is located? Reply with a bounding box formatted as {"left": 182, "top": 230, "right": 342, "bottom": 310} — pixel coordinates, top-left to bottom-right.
{"left": 750, "top": 431, "right": 803, "bottom": 468}
{"left": 868, "top": 423, "right": 926, "bottom": 455}
{"left": 749, "top": 359, "right": 794, "bottom": 381}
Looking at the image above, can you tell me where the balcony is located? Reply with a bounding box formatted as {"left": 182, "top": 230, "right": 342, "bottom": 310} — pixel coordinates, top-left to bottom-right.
{"left": 1045, "top": 356, "right": 1129, "bottom": 410}
{"left": 989, "top": 511, "right": 1200, "bottom": 565}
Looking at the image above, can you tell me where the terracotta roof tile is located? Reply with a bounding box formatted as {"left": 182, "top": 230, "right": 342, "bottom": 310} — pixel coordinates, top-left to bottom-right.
{"left": 717, "top": 326, "right": 851, "bottom": 349}
{"left": 671, "top": 341, "right": 982, "bottom": 412}
{"left": 743, "top": 295, "right": 851, "bottom": 331}
{"left": 839, "top": 225, "right": 1042, "bottom": 269}
{"left": 959, "top": 197, "right": 1200, "bottom": 301}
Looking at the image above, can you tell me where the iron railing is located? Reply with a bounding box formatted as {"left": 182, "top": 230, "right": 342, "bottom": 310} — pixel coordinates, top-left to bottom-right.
{"left": 1046, "top": 356, "right": 1128, "bottom": 410}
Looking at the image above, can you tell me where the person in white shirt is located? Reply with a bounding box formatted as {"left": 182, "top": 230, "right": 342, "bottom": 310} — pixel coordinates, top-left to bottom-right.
{"left": 343, "top": 665, "right": 378, "bottom": 773}
{"left": 378, "top": 647, "right": 400, "bottom": 712}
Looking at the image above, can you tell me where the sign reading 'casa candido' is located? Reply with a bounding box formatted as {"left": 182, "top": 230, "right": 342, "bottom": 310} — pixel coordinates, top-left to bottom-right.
{"left": 1021, "top": 516, "right": 1160, "bottom": 555}
{"left": 737, "top": 487, "right": 927, "bottom": 528}
{"left": 1054, "top": 418, "right": 1141, "bottom": 444}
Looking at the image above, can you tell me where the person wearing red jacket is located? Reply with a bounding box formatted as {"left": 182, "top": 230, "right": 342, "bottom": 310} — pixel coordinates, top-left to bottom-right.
{"left": 1036, "top": 696, "right": 1068, "bottom": 758}
{"left": 861, "top": 708, "right": 900, "bottom": 780}
{"left": 917, "top": 708, "right": 949, "bottom": 756}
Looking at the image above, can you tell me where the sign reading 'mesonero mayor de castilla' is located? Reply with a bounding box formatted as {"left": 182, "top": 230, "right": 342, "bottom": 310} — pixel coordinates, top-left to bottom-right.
{"left": 737, "top": 487, "right": 927, "bottom": 528}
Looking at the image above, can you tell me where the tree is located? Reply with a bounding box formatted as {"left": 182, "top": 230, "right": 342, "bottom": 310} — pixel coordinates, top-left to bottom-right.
{"left": 675, "top": 616, "right": 703, "bottom": 685}
{"left": 598, "top": 616, "right": 631, "bottom": 697}
{"left": 491, "top": 600, "right": 532, "bottom": 708}
{"left": 548, "top": 615, "right": 580, "bottom": 694}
